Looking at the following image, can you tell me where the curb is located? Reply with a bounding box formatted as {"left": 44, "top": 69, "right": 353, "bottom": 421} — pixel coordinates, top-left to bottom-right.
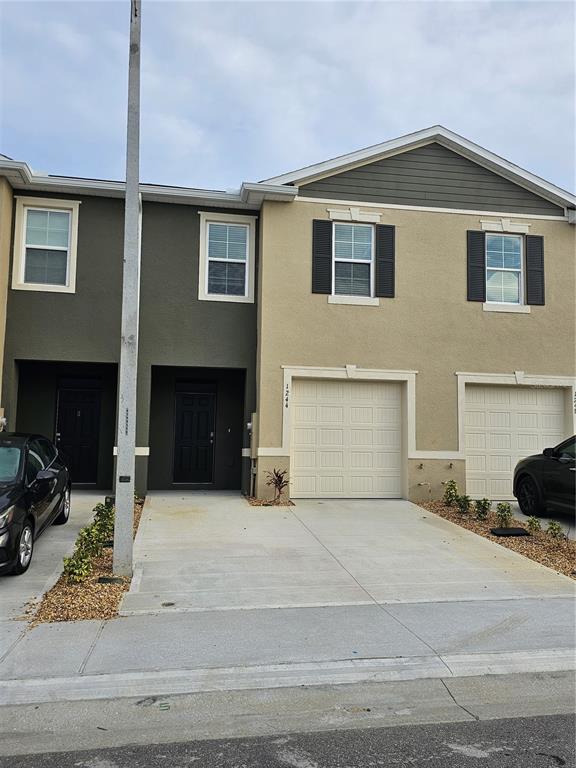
{"left": 0, "top": 647, "right": 573, "bottom": 707}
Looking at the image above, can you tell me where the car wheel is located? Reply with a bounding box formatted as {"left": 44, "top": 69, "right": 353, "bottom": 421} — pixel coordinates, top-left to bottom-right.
{"left": 517, "top": 476, "right": 543, "bottom": 516}
{"left": 53, "top": 487, "right": 71, "bottom": 525}
{"left": 11, "top": 522, "right": 34, "bottom": 575}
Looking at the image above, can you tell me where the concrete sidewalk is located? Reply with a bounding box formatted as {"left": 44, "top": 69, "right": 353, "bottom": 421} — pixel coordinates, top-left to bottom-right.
{"left": 121, "top": 493, "right": 575, "bottom": 615}
{"left": 1, "top": 597, "right": 574, "bottom": 706}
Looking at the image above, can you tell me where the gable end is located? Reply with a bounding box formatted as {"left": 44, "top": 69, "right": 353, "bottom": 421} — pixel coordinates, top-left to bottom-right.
{"left": 299, "top": 143, "right": 565, "bottom": 216}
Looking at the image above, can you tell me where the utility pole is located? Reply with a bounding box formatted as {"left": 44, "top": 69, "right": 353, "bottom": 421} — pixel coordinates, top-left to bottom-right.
{"left": 113, "top": 0, "right": 141, "bottom": 576}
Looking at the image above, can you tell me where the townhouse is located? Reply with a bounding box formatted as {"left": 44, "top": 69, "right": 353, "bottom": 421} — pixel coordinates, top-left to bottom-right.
{"left": 0, "top": 127, "right": 574, "bottom": 502}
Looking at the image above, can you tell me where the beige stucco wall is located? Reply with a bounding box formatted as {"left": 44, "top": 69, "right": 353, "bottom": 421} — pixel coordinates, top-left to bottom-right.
{"left": 0, "top": 179, "right": 13, "bottom": 416}
{"left": 255, "top": 198, "right": 575, "bottom": 499}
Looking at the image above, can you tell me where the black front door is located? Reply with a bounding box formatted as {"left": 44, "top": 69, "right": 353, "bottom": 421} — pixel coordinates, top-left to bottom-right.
{"left": 56, "top": 388, "right": 101, "bottom": 484}
{"left": 174, "top": 392, "right": 215, "bottom": 483}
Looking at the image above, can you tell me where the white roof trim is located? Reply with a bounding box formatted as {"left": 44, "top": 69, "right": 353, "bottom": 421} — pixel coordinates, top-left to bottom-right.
{"left": 262, "top": 125, "right": 575, "bottom": 210}
{"left": 0, "top": 159, "right": 298, "bottom": 209}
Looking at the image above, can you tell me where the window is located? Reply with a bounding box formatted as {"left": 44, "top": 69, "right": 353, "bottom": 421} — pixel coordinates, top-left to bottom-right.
{"left": 557, "top": 437, "right": 575, "bottom": 460}
{"left": 0, "top": 446, "right": 22, "bottom": 483}
{"left": 333, "top": 223, "right": 373, "bottom": 297}
{"left": 486, "top": 234, "right": 523, "bottom": 304}
{"left": 198, "top": 212, "right": 256, "bottom": 303}
{"left": 25, "top": 447, "right": 44, "bottom": 486}
{"left": 36, "top": 438, "right": 57, "bottom": 467}
{"left": 13, "top": 197, "right": 80, "bottom": 293}
{"left": 207, "top": 223, "right": 248, "bottom": 296}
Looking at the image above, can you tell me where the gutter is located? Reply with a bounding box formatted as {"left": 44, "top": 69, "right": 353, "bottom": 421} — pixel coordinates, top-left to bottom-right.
{"left": 0, "top": 159, "right": 299, "bottom": 210}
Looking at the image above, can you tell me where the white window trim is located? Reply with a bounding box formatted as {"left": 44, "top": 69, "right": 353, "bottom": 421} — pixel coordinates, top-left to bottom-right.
{"left": 483, "top": 302, "right": 530, "bottom": 314}
{"left": 485, "top": 232, "right": 524, "bottom": 308}
{"left": 12, "top": 197, "right": 80, "bottom": 293}
{"left": 328, "top": 295, "right": 380, "bottom": 306}
{"left": 198, "top": 211, "right": 256, "bottom": 303}
{"left": 332, "top": 221, "right": 374, "bottom": 300}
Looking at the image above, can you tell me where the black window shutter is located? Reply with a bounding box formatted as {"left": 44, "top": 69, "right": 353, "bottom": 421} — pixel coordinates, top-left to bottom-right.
{"left": 467, "top": 231, "right": 486, "bottom": 302}
{"left": 312, "top": 220, "right": 332, "bottom": 294}
{"left": 375, "top": 224, "right": 395, "bottom": 298}
{"left": 525, "top": 235, "right": 545, "bottom": 305}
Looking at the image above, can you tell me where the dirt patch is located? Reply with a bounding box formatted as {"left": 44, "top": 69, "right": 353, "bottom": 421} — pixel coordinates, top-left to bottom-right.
{"left": 246, "top": 496, "right": 295, "bottom": 507}
{"left": 31, "top": 499, "right": 144, "bottom": 625}
{"left": 421, "top": 500, "right": 575, "bottom": 580}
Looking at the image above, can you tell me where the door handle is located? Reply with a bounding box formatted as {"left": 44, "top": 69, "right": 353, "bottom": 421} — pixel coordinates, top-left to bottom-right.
{"left": 570, "top": 467, "right": 575, "bottom": 472}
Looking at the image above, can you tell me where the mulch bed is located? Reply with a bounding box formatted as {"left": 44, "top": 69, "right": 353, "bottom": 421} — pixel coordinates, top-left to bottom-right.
{"left": 30, "top": 499, "right": 145, "bottom": 625}
{"left": 421, "top": 500, "right": 575, "bottom": 580}
{"left": 246, "top": 496, "right": 294, "bottom": 507}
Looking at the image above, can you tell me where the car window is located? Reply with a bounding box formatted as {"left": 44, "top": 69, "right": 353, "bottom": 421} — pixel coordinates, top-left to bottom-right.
{"left": 0, "top": 446, "right": 22, "bottom": 483}
{"left": 37, "top": 438, "right": 57, "bottom": 466}
{"left": 25, "top": 447, "right": 44, "bottom": 486}
{"left": 558, "top": 437, "right": 575, "bottom": 459}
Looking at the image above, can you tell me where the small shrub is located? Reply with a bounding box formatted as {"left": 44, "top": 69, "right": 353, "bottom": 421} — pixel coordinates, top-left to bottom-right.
{"left": 526, "top": 516, "right": 542, "bottom": 534}
{"left": 63, "top": 551, "right": 92, "bottom": 583}
{"left": 456, "top": 495, "right": 472, "bottom": 515}
{"left": 547, "top": 521, "right": 565, "bottom": 540}
{"left": 495, "top": 502, "right": 513, "bottom": 528}
{"left": 443, "top": 480, "right": 459, "bottom": 507}
{"left": 265, "top": 468, "right": 289, "bottom": 504}
{"left": 93, "top": 502, "right": 115, "bottom": 541}
{"left": 76, "top": 525, "right": 104, "bottom": 558}
{"left": 474, "top": 498, "right": 491, "bottom": 521}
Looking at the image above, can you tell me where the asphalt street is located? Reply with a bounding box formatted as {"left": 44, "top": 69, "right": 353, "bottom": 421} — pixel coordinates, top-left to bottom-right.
{"left": 1, "top": 714, "right": 573, "bottom": 768}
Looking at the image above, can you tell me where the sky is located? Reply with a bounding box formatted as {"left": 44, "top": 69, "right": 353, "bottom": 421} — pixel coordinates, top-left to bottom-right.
{"left": 0, "top": 0, "right": 574, "bottom": 192}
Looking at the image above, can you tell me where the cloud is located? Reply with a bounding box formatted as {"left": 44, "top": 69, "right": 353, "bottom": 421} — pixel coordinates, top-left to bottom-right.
{"left": 0, "top": 1, "right": 573, "bottom": 190}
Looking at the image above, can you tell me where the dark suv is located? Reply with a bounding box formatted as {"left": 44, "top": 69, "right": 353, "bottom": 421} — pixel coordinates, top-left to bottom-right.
{"left": 0, "top": 434, "right": 71, "bottom": 575}
{"left": 513, "top": 435, "right": 575, "bottom": 517}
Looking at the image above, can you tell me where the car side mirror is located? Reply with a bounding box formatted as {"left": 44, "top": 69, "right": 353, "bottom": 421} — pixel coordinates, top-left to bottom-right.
{"left": 542, "top": 448, "right": 556, "bottom": 458}
{"left": 35, "top": 468, "right": 58, "bottom": 483}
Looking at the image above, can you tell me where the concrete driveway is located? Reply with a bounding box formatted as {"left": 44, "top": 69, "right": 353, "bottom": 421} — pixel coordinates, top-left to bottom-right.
{"left": 121, "top": 493, "right": 574, "bottom": 615}
{"left": 0, "top": 491, "right": 101, "bottom": 622}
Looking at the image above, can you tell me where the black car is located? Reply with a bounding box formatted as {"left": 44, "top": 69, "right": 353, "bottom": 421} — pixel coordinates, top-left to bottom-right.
{"left": 513, "top": 435, "right": 575, "bottom": 517}
{"left": 0, "top": 433, "right": 71, "bottom": 575}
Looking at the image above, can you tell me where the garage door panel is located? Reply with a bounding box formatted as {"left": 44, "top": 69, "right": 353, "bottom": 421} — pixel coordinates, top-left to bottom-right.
{"left": 487, "top": 411, "right": 510, "bottom": 428}
{"left": 374, "top": 430, "right": 401, "bottom": 448}
{"left": 318, "top": 405, "right": 344, "bottom": 423}
{"left": 465, "top": 384, "right": 567, "bottom": 500}
{"left": 292, "top": 450, "right": 316, "bottom": 469}
{"left": 291, "top": 379, "right": 402, "bottom": 498}
{"left": 318, "top": 429, "right": 344, "bottom": 447}
{"left": 318, "top": 451, "right": 344, "bottom": 468}
{"left": 293, "top": 427, "right": 316, "bottom": 447}
{"left": 350, "top": 406, "right": 374, "bottom": 424}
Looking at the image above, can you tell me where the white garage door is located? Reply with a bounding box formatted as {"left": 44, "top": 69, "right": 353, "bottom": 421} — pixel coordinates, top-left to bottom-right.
{"left": 290, "top": 379, "right": 402, "bottom": 498}
{"left": 465, "top": 385, "right": 567, "bottom": 499}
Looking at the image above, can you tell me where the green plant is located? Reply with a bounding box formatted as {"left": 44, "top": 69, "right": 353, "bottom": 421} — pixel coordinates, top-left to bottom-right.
{"left": 495, "top": 502, "right": 513, "bottom": 528}
{"left": 526, "top": 516, "right": 542, "bottom": 534}
{"left": 63, "top": 551, "right": 92, "bottom": 583}
{"left": 474, "top": 498, "right": 491, "bottom": 521}
{"left": 547, "top": 521, "right": 565, "bottom": 539}
{"left": 93, "top": 502, "right": 115, "bottom": 540}
{"left": 443, "top": 480, "right": 459, "bottom": 507}
{"left": 76, "top": 525, "right": 104, "bottom": 558}
{"left": 265, "top": 468, "right": 289, "bottom": 504}
{"left": 456, "top": 495, "right": 472, "bottom": 515}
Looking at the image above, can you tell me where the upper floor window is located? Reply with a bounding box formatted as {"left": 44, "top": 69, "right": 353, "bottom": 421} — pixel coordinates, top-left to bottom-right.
{"left": 198, "top": 212, "right": 256, "bottom": 303}
{"left": 12, "top": 197, "right": 80, "bottom": 293}
{"left": 333, "top": 223, "right": 373, "bottom": 297}
{"left": 485, "top": 234, "right": 523, "bottom": 305}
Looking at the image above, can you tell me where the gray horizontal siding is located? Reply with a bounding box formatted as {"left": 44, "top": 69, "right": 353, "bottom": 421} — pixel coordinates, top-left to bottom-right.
{"left": 300, "top": 143, "right": 564, "bottom": 216}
